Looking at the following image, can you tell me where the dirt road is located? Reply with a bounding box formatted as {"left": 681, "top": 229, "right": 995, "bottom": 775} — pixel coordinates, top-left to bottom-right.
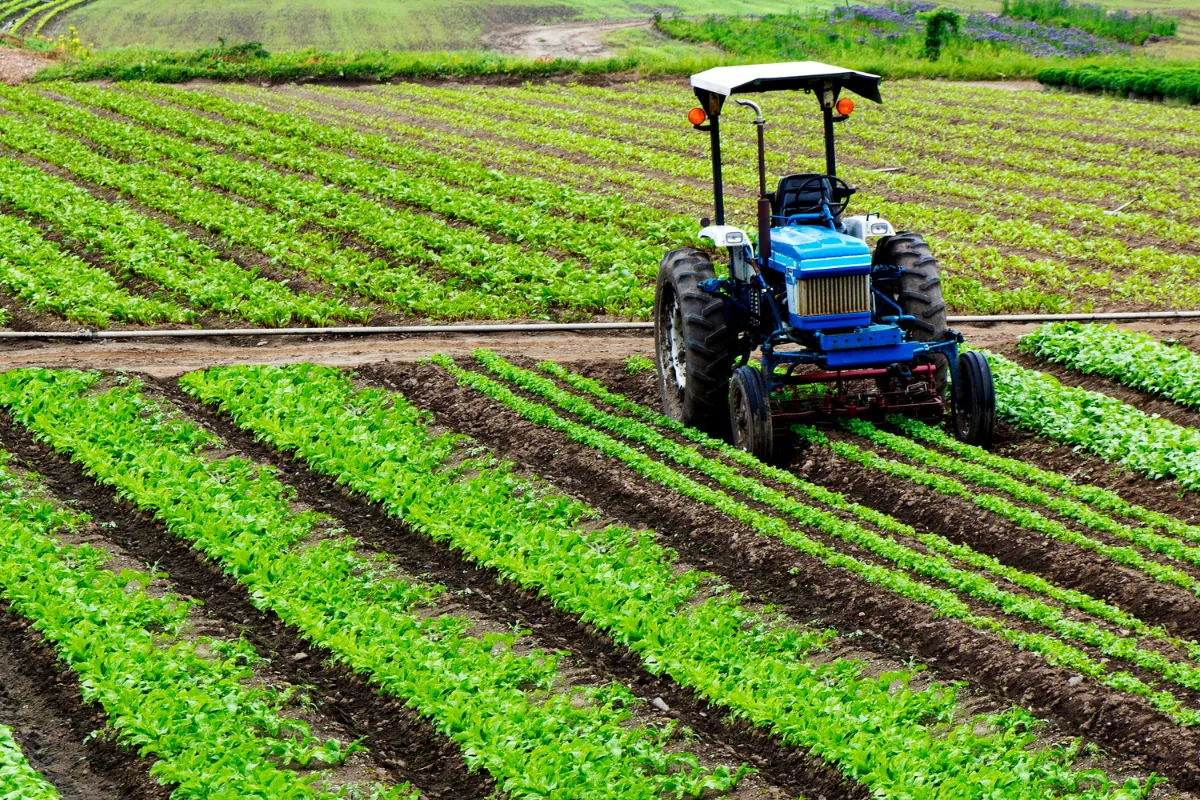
{"left": 3, "top": 322, "right": 1195, "bottom": 376}
{"left": 0, "top": 44, "right": 51, "bottom": 84}
{"left": 480, "top": 18, "right": 651, "bottom": 60}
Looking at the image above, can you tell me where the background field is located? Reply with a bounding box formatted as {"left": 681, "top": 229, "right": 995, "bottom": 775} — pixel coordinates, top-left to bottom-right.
{"left": 48, "top": 0, "right": 805, "bottom": 51}
{"left": 12, "top": 0, "right": 1196, "bottom": 55}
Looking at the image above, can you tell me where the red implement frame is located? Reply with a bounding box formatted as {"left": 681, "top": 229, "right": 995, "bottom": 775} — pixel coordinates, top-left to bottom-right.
{"left": 771, "top": 363, "right": 946, "bottom": 423}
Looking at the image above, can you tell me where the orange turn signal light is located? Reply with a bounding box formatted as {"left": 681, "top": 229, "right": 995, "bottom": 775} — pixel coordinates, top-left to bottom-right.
{"left": 836, "top": 97, "right": 855, "bottom": 116}
{"left": 687, "top": 107, "right": 707, "bottom": 125}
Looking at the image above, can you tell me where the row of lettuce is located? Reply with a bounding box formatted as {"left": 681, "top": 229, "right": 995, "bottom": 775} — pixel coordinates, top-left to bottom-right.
{"left": 1003, "top": 323, "right": 1200, "bottom": 491}
{"left": 0, "top": 324, "right": 1196, "bottom": 795}
{"left": 0, "top": 78, "right": 1195, "bottom": 331}
{"left": 0, "top": 436, "right": 411, "bottom": 799}
{"left": 1038, "top": 65, "right": 1200, "bottom": 104}
{"left": 455, "top": 352, "right": 1200, "bottom": 720}
{"left": 0, "top": 725, "right": 58, "bottom": 800}
{"left": 0, "top": 359, "right": 1167, "bottom": 799}
{"left": 0, "top": 80, "right": 680, "bottom": 326}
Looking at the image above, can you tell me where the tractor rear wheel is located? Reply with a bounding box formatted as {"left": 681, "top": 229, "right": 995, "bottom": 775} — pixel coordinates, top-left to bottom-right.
{"left": 953, "top": 351, "right": 996, "bottom": 448}
{"left": 729, "top": 365, "right": 773, "bottom": 464}
{"left": 873, "top": 233, "right": 949, "bottom": 394}
{"left": 655, "top": 247, "right": 735, "bottom": 437}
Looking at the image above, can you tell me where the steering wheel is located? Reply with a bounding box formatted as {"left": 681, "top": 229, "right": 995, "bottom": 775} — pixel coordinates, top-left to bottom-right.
{"left": 785, "top": 175, "right": 853, "bottom": 218}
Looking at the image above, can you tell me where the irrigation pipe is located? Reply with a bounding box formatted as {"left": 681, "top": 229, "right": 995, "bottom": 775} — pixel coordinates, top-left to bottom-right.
{"left": 0, "top": 312, "right": 1198, "bottom": 340}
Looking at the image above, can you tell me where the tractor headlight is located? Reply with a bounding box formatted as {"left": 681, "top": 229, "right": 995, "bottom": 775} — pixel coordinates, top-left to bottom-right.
{"left": 869, "top": 222, "right": 890, "bottom": 235}
{"left": 726, "top": 231, "right": 744, "bottom": 244}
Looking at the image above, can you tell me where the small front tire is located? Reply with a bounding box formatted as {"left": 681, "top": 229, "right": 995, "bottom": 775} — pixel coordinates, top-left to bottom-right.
{"left": 953, "top": 351, "right": 996, "bottom": 448}
{"left": 729, "top": 365, "right": 774, "bottom": 464}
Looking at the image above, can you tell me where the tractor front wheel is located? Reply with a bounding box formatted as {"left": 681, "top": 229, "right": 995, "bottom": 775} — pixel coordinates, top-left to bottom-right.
{"left": 953, "top": 351, "right": 996, "bottom": 448}
{"left": 655, "top": 247, "right": 735, "bottom": 437}
{"left": 729, "top": 365, "right": 773, "bottom": 464}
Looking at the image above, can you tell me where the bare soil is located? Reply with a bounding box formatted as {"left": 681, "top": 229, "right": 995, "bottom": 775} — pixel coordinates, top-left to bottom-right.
{"left": 0, "top": 44, "right": 51, "bottom": 85}
{"left": 481, "top": 17, "right": 652, "bottom": 60}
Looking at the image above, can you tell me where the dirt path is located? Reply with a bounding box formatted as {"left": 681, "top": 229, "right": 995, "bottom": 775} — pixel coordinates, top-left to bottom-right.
{"left": 0, "top": 44, "right": 51, "bottom": 85}
{"left": 480, "top": 18, "right": 651, "bottom": 60}
{"left": 2, "top": 322, "right": 1197, "bottom": 376}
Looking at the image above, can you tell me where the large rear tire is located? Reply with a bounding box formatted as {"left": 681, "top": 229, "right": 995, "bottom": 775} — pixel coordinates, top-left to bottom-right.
{"left": 655, "top": 247, "right": 735, "bottom": 437}
{"left": 953, "top": 351, "right": 996, "bottom": 448}
{"left": 729, "top": 365, "right": 773, "bottom": 464}
{"left": 873, "top": 233, "right": 949, "bottom": 394}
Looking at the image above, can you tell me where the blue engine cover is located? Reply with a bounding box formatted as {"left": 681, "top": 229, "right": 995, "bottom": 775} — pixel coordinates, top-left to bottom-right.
{"left": 766, "top": 226, "right": 874, "bottom": 331}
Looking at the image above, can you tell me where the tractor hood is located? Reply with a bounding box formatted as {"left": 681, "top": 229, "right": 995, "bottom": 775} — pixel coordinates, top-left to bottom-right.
{"left": 767, "top": 226, "right": 872, "bottom": 275}
{"left": 767, "top": 226, "right": 874, "bottom": 331}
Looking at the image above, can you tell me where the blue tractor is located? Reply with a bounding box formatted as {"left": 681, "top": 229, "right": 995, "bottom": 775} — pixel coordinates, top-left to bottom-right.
{"left": 655, "top": 62, "right": 996, "bottom": 463}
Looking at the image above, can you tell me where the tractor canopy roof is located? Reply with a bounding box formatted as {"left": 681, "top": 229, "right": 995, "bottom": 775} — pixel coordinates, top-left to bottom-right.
{"left": 690, "top": 61, "right": 883, "bottom": 104}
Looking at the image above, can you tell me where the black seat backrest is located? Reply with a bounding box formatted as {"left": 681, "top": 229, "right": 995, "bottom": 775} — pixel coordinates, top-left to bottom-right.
{"left": 774, "top": 173, "right": 833, "bottom": 220}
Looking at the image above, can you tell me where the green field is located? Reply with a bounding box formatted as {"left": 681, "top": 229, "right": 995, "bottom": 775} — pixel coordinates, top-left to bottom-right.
{"left": 50, "top": 0, "right": 807, "bottom": 51}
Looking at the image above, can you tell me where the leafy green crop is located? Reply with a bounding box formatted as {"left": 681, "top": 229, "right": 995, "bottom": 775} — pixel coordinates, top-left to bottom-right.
{"left": 184, "top": 359, "right": 1151, "bottom": 800}
{"left": 985, "top": 349, "right": 1200, "bottom": 491}
{"left": 0, "top": 725, "right": 58, "bottom": 800}
{"left": 463, "top": 352, "right": 1199, "bottom": 724}
{"left": 0, "top": 435, "right": 401, "bottom": 799}
{"left": 837, "top": 417, "right": 1200, "bottom": 596}
{"left": 1021, "top": 322, "right": 1200, "bottom": 410}
{"left": 0, "top": 368, "right": 740, "bottom": 800}
{"left": 893, "top": 415, "right": 1200, "bottom": 544}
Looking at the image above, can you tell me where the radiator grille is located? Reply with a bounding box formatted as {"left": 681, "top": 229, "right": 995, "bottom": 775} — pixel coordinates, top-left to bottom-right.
{"left": 794, "top": 274, "right": 872, "bottom": 317}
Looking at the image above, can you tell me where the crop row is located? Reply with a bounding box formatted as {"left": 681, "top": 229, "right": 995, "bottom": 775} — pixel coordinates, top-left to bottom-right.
{"left": 0, "top": 423, "right": 391, "bottom": 799}
{"left": 0, "top": 368, "right": 749, "bottom": 799}
{"left": 0, "top": 88, "right": 509, "bottom": 323}
{"left": 984, "top": 350, "right": 1200, "bottom": 491}
{"left": 280, "top": 86, "right": 1079, "bottom": 313}
{"left": 119, "top": 82, "right": 673, "bottom": 316}
{"left": 270, "top": 91, "right": 1058, "bottom": 314}
{"left": 538, "top": 362, "right": 1187, "bottom": 646}
{"left": 0, "top": 725, "right": 57, "bottom": 800}
{"left": 338, "top": 82, "right": 1199, "bottom": 311}
{"left": 828, "top": 417, "right": 1200, "bottom": 594}
{"left": 895, "top": 414, "right": 1200, "bottom": 538}
{"left": 550, "top": 79, "right": 1200, "bottom": 196}
{"left": 0, "top": 95, "right": 361, "bottom": 327}
{"left": 385, "top": 80, "right": 1200, "bottom": 244}
{"left": 181, "top": 359, "right": 1151, "bottom": 800}
{"left": 0, "top": 208, "right": 185, "bottom": 326}
{"left": 1039, "top": 65, "right": 1200, "bottom": 104}
{"left": 1020, "top": 322, "right": 1200, "bottom": 409}
{"left": 175, "top": 80, "right": 1197, "bottom": 312}
{"left": 447, "top": 351, "right": 1200, "bottom": 725}
{"left": 48, "top": 80, "right": 670, "bottom": 318}
{"left": 10, "top": 86, "right": 532, "bottom": 320}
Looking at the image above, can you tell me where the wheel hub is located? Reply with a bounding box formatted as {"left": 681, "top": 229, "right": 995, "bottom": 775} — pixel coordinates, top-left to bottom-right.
{"left": 665, "top": 294, "right": 686, "bottom": 392}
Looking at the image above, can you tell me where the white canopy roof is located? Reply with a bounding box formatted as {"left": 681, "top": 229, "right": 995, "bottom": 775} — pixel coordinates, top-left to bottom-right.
{"left": 690, "top": 61, "right": 883, "bottom": 103}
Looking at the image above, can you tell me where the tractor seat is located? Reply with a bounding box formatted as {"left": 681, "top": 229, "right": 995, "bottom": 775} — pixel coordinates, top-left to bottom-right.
{"left": 773, "top": 173, "right": 846, "bottom": 221}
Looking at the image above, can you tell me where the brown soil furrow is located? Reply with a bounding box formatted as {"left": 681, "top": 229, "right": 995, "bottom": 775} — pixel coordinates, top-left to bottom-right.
{"left": 0, "top": 409, "right": 492, "bottom": 800}
{"left": 803, "top": 432, "right": 1200, "bottom": 645}
{"left": 383, "top": 358, "right": 1200, "bottom": 791}
{"left": 0, "top": 607, "right": 152, "bottom": 800}
{"left": 161, "top": 373, "right": 858, "bottom": 800}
